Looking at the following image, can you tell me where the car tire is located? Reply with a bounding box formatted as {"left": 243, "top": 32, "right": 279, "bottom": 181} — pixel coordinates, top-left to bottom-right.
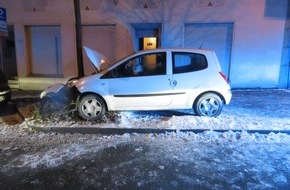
{"left": 193, "top": 93, "right": 223, "bottom": 117}
{"left": 78, "top": 94, "right": 106, "bottom": 121}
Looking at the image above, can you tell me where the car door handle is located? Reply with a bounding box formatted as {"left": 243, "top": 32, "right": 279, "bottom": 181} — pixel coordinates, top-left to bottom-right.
{"left": 170, "top": 80, "right": 177, "bottom": 87}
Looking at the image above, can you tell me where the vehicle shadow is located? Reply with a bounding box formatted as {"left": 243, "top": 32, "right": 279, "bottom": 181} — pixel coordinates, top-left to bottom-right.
{"left": 129, "top": 110, "right": 195, "bottom": 117}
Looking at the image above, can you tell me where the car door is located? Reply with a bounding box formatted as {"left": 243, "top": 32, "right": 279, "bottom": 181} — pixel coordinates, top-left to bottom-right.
{"left": 170, "top": 51, "right": 209, "bottom": 108}
{"left": 101, "top": 51, "right": 173, "bottom": 110}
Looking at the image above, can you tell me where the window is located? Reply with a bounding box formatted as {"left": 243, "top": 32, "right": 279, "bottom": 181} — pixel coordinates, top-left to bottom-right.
{"left": 102, "top": 52, "right": 166, "bottom": 78}
{"left": 172, "top": 52, "right": 208, "bottom": 74}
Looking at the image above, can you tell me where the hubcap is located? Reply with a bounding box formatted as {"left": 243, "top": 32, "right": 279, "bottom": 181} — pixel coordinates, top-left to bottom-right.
{"left": 81, "top": 99, "right": 102, "bottom": 118}
{"left": 199, "top": 97, "right": 219, "bottom": 116}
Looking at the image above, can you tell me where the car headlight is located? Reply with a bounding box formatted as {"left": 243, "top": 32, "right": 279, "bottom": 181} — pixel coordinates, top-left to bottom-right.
{"left": 66, "top": 78, "right": 79, "bottom": 88}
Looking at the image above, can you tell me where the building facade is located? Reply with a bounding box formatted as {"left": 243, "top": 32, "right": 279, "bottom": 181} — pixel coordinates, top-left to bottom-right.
{"left": 0, "top": 0, "right": 289, "bottom": 89}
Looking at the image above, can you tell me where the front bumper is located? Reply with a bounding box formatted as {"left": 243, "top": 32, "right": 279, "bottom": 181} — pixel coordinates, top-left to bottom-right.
{"left": 40, "top": 83, "right": 64, "bottom": 99}
{"left": 40, "top": 83, "right": 79, "bottom": 105}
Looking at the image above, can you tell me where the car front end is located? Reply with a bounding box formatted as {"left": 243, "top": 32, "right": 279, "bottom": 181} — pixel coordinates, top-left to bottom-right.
{"left": 40, "top": 77, "right": 80, "bottom": 110}
{"left": 40, "top": 47, "right": 110, "bottom": 114}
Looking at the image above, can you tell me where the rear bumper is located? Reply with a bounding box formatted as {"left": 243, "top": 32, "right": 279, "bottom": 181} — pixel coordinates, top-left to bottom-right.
{"left": 223, "top": 89, "right": 232, "bottom": 105}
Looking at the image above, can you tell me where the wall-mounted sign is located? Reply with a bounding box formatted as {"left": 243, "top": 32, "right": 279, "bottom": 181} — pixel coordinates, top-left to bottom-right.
{"left": 143, "top": 37, "right": 157, "bottom": 50}
{"left": 0, "top": 7, "right": 8, "bottom": 37}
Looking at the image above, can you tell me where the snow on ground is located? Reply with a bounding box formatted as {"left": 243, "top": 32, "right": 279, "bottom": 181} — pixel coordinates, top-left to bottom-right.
{"left": 24, "top": 89, "right": 290, "bottom": 131}
{"left": 1, "top": 128, "right": 290, "bottom": 189}
{"left": 0, "top": 89, "right": 290, "bottom": 189}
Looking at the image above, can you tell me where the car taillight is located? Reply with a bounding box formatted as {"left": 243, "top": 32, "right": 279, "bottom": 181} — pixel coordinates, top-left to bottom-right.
{"left": 219, "top": 72, "right": 229, "bottom": 84}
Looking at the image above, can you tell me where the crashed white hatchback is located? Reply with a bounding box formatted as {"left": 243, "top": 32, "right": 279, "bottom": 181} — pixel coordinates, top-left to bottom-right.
{"left": 41, "top": 47, "right": 232, "bottom": 121}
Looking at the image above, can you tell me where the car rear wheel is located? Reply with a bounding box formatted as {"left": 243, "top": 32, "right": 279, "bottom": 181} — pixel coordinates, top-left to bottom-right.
{"left": 78, "top": 94, "right": 106, "bottom": 121}
{"left": 193, "top": 93, "right": 223, "bottom": 117}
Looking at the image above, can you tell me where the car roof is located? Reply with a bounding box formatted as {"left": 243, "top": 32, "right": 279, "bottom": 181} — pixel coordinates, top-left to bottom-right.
{"left": 136, "top": 48, "right": 214, "bottom": 54}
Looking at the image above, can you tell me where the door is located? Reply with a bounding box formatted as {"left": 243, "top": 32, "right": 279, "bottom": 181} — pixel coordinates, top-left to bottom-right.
{"left": 184, "top": 22, "right": 233, "bottom": 79}
{"left": 101, "top": 51, "right": 173, "bottom": 110}
{"left": 26, "top": 25, "right": 62, "bottom": 76}
{"left": 171, "top": 51, "right": 210, "bottom": 107}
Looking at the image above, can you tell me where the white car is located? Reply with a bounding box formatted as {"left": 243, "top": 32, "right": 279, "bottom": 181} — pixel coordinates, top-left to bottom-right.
{"left": 41, "top": 47, "right": 231, "bottom": 121}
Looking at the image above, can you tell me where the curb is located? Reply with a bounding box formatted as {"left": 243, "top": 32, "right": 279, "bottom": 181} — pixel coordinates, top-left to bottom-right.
{"left": 29, "top": 126, "right": 290, "bottom": 135}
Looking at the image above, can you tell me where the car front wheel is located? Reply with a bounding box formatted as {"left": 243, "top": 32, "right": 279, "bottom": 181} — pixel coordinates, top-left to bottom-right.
{"left": 193, "top": 93, "right": 223, "bottom": 117}
{"left": 78, "top": 94, "right": 106, "bottom": 121}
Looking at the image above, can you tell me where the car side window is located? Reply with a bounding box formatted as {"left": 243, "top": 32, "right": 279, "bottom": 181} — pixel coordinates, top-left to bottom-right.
{"left": 172, "top": 52, "right": 208, "bottom": 74}
{"left": 102, "top": 52, "right": 166, "bottom": 78}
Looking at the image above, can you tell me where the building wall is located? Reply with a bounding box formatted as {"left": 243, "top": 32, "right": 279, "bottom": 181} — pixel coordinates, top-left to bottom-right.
{"left": 0, "top": 0, "right": 288, "bottom": 89}
{"left": 280, "top": 2, "right": 290, "bottom": 88}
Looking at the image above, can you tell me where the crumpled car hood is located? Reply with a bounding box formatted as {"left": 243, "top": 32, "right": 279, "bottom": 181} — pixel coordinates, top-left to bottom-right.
{"left": 83, "top": 46, "right": 109, "bottom": 72}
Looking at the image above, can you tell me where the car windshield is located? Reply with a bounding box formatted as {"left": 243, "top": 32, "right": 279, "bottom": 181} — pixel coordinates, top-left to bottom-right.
{"left": 100, "top": 51, "right": 136, "bottom": 73}
{"left": 113, "top": 52, "right": 136, "bottom": 66}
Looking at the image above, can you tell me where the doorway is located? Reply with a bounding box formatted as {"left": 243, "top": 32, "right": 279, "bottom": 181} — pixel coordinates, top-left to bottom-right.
{"left": 131, "top": 23, "right": 162, "bottom": 50}
{"left": 0, "top": 25, "right": 17, "bottom": 80}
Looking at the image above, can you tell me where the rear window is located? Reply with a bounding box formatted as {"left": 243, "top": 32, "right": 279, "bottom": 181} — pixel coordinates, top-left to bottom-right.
{"left": 172, "top": 52, "right": 208, "bottom": 74}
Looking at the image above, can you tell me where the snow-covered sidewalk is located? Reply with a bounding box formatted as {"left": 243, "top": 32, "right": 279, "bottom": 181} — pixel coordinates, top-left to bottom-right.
{"left": 26, "top": 89, "right": 290, "bottom": 131}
